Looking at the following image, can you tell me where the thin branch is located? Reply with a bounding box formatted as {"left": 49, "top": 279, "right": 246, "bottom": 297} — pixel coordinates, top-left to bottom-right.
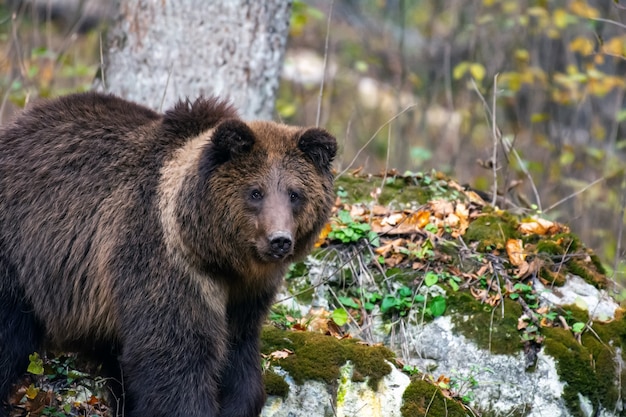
{"left": 159, "top": 66, "right": 173, "bottom": 113}
{"left": 613, "top": 170, "right": 626, "bottom": 277}
{"left": 316, "top": 0, "right": 334, "bottom": 128}
{"left": 491, "top": 74, "right": 499, "bottom": 207}
{"left": 337, "top": 104, "right": 417, "bottom": 178}
{"left": 543, "top": 176, "right": 605, "bottom": 213}
{"left": 501, "top": 136, "right": 542, "bottom": 211}
{"left": 99, "top": 31, "right": 106, "bottom": 91}
{"left": 590, "top": 17, "right": 626, "bottom": 30}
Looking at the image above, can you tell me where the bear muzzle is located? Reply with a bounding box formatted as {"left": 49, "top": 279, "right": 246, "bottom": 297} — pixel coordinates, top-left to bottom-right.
{"left": 267, "top": 231, "right": 294, "bottom": 260}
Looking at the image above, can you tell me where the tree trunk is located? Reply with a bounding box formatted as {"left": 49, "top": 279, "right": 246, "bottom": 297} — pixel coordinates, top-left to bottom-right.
{"left": 96, "top": 0, "right": 292, "bottom": 120}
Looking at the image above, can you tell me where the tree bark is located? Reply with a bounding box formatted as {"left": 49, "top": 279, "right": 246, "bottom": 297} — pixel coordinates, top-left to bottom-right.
{"left": 97, "top": 0, "right": 292, "bottom": 120}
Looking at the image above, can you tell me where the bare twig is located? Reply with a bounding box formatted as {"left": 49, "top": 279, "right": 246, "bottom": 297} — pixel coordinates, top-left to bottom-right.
{"left": 613, "top": 170, "right": 626, "bottom": 277}
{"left": 543, "top": 176, "right": 605, "bottom": 213}
{"left": 500, "top": 135, "right": 542, "bottom": 211}
{"left": 316, "top": 0, "right": 334, "bottom": 128}
{"left": 590, "top": 17, "right": 626, "bottom": 30}
{"left": 159, "top": 66, "right": 173, "bottom": 113}
{"left": 337, "top": 103, "right": 417, "bottom": 178}
{"left": 99, "top": 31, "right": 106, "bottom": 90}
{"left": 491, "top": 74, "right": 498, "bottom": 207}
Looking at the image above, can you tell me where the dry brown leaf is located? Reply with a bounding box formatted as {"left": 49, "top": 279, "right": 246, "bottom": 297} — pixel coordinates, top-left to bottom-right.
{"left": 518, "top": 218, "right": 559, "bottom": 235}
{"left": 350, "top": 204, "right": 367, "bottom": 218}
{"left": 269, "top": 349, "right": 293, "bottom": 360}
{"left": 381, "top": 213, "right": 404, "bottom": 226}
{"left": 371, "top": 205, "right": 389, "bottom": 216}
{"left": 476, "top": 263, "right": 492, "bottom": 277}
{"left": 506, "top": 238, "right": 527, "bottom": 267}
{"left": 470, "top": 286, "right": 488, "bottom": 301}
{"left": 430, "top": 200, "right": 454, "bottom": 218}
{"left": 517, "top": 316, "right": 529, "bottom": 330}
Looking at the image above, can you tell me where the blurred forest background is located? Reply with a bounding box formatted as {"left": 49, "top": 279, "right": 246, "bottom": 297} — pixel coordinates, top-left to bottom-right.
{"left": 1, "top": 0, "right": 626, "bottom": 286}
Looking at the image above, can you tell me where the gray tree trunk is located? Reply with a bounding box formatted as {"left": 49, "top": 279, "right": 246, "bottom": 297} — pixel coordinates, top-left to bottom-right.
{"left": 96, "top": 0, "right": 292, "bottom": 120}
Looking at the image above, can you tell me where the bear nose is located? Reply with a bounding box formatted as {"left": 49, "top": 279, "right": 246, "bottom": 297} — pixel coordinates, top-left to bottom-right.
{"left": 269, "top": 232, "right": 293, "bottom": 258}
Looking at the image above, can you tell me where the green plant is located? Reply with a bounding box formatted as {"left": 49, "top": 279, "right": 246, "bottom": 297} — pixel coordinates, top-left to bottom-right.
{"left": 328, "top": 210, "right": 379, "bottom": 246}
{"left": 269, "top": 305, "right": 302, "bottom": 329}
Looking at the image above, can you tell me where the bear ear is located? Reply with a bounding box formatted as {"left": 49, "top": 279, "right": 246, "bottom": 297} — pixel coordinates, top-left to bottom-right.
{"left": 297, "top": 128, "right": 337, "bottom": 172}
{"left": 211, "top": 119, "right": 256, "bottom": 162}
{"left": 199, "top": 119, "right": 256, "bottom": 179}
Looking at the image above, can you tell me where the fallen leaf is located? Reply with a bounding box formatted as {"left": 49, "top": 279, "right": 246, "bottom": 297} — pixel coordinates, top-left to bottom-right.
{"left": 269, "top": 349, "right": 293, "bottom": 360}
{"left": 506, "top": 238, "right": 527, "bottom": 267}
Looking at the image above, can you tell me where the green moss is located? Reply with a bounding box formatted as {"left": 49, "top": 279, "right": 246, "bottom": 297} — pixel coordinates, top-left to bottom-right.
{"left": 401, "top": 380, "right": 467, "bottom": 417}
{"left": 539, "top": 265, "right": 567, "bottom": 286}
{"left": 464, "top": 213, "right": 520, "bottom": 252}
{"left": 542, "top": 306, "right": 626, "bottom": 416}
{"left": 448, "top": 292, "right": 523, "bottom": 355}
{"left": 263, "top": 370, "right": 289, "bottom": 398}
{"left": 334, "top": 172, "right": 464, "bottom": 207}
{"left": 260, "top": 326, "right": 394, "bottom": 391}
{"left": 532, "top": 233, "right": 608, "bottom": 289}
{"left": 535, "top": 240, "right": 565, "bottom": 255}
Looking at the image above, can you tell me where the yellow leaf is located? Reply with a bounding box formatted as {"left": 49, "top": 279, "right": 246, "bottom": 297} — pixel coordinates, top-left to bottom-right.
{"left": 315, "top": 223, "right": 332, "bottom": 247}
{"left": 453, "top": 61, "right": 469, "bottom": 80}
{"left": 602, "top": 36, "right": 626, "bottom": 57}
{"left": 506, "top": 239, "right": 526, "bottom": 267}
{"left": 570, "top": 0, "right": 600, "bottom": 19}
{"left": 25, "top": 384, "right": 39, "bottom": 400}
{"left": 569, "top": 36, "right": 594, "bottom": 55}
{"left": 469, "top": 63, "right": 486, "bottom": 81}
{"left": 553, "top": 8, "right": 570, "bottom": 29}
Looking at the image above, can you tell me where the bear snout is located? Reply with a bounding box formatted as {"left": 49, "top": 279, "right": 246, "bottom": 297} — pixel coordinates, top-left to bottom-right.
{"left": 268, "top": 231, "right": 293, "bottom": 259}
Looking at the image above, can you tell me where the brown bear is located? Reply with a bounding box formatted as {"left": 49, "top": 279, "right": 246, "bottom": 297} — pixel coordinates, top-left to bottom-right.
{"left": 0, "top": 92, "right": 336, "bottom": 417}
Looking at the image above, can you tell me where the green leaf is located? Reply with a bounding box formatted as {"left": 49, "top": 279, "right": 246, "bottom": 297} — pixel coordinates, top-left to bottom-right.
{"left": 414, "top": 294, "right": 426, "bottom": 303}
{"left": 368, "top": 231, "right": 380, "bottom": 247}
{"left": 398, "top": 286, "right": 413, "bottom": 298}
{"left": 429, "top": 296, "right": 447, "bottom": 317}
{"left": 424, "top": 271, "right": 439, "bottom": 287}
{"left": 332, "top": 308, "right": 349, "bottom": 326}
{"left": 381, "top": 295, "right": 399, "bottom": 313}
{"left": 338, "top": 296, "right": 360, "bottom": 309}
{"left": 572, "top": 322, "right": 585, "bottom": 333}
{"left": 338, "top": 210, "right": 352, "bottom": 224}
{"left": 27, "top": 353, "right": 44, "bottom": 375}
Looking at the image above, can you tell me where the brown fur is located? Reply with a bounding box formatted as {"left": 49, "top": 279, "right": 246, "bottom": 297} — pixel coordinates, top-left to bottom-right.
{"left": 0, "top": 92, "right": 336, "bottom": 417}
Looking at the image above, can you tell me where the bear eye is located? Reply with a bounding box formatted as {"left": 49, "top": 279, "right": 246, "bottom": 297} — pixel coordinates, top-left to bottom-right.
{"left": 290, "top": 191, "right": 301, "bottom": 203}
{"left": 250, "top": 189, "right": 263, "bottom": 201}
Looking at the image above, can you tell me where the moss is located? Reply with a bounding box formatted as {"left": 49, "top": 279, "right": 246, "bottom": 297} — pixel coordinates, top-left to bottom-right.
{"left": 448, "top": 292, "right": 523, "bottom": 355}
{"left": 260, "top": 326, "right": 394, "bottom": 391}
{"left": 464, "top": 213, "right": 520, "bottom": 252}
{"left": 401, "top": 380, "right": 467, "bottom": 417}
{"left": 532, "top": 233, "right": 608, "bottom": 289}
{"left": 542, "top": 306, "right": 626, "bottom": 416}
{"left": 334, "top": 173, "right": 463, "bottom": 207}
{"left": 538, "top": 265, "right": 567, "bottom": 286}
{"left": 263, "top": 370, "right": 289, "bottom": 398}
{"left": 535, "top": 240, "right": 565, "bottom": 255}
{"left": 566, "top": 259, "right": 608, "bottom": 289}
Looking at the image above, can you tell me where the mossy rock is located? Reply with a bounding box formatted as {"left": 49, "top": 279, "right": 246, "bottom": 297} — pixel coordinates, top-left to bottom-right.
{"left": 542, "top": 306, "right": 626, "bottom": 416}
{"left": 448, "top": 291, "right": 524, "bottom": 355}
{"left": 261, "top": 326, "right": 394, "bottom": 391}
{"left": 464, "top": 212, "right": 520, "bottom": 252}
{"left": 401, "top": 379, "right": 467, "bottom": 417}
{"left": 263, "top": 369, "right": 290, "bottom": 398}
{"left": 334, "top": 172, "right": 463, "bottom": 207}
